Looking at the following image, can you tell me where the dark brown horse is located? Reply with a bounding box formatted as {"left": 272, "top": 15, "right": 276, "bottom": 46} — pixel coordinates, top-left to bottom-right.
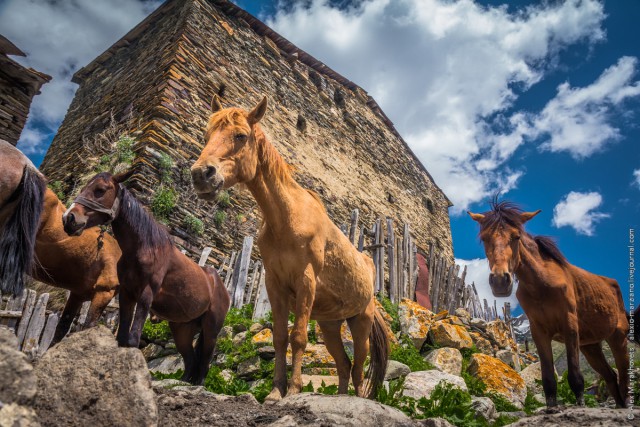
{"left": 36, "top": 188, "right": 121, "bottom": 344}
{"left": 0, "top": 140, "right": 46, "bottom": 295}
{"left": 469, "top": 200, "right": 629, "bottom": 408}
{"left": 63, "top": 171, "right": 230, "bottom": 384}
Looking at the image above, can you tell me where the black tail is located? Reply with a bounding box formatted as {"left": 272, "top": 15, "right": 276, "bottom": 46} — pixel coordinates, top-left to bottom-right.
{"left": 0, "top": 166, "right": 46, "bottom": 295}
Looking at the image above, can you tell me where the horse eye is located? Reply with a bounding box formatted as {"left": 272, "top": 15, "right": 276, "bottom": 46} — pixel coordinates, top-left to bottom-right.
{"left": 234, "top": 134, "right": 248, "bottom": 143}
{"left": 512, "top": 235, "right": 521, "bottom": 241}
{"left": 94, "top": 188, "right": 106, "bottom": 198}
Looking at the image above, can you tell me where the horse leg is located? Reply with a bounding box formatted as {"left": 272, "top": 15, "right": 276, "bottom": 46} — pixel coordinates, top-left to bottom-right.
{"left": 169, "top": 321, "right": 198, "bottom": 383}
{"left": 318, "top": 320, "right": 351, "bottom": 394}
{"left": 346, "top": 300, "right": 374, "bottom": 397}
{"left": 580, "top": 342, "right": 625, "bottom": 407}
{"left": 193, "top": 307, "right": 226, "bottom": 385}
{"left": 531, "top": 325, "right": 557, "bottom": 408}
{"left": 286, "top": 268, "right": 316, "bottom": 397}
{"left": 51, "top": 292, "right": 83, "bottom": 345}
{"left": 127, "top": 285, "right": 153, "bottom": 347}
{"left": 564, "top": 313, "right": 585, "bottom": 405}
{"left": 264, "top": 273, "right": 290, "bottom": 403}
{"left": 606, "top": 328, "right": 630, "bottom": 407}
{"left": 82, "top": 289, "right": 116, "bottom": 329}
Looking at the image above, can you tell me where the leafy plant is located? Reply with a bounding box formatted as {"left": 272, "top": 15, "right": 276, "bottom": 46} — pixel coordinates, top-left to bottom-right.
{"left": 48, "top": 180, "right": 65, "bottom": 201}
{"left": 116, "top": 135, "right": 136, "bottom": 164}
{"left": 486, "top": 392, "right": 519, "bottom": 412}
{"left": 142, "top": 319, "right": 172, "bottom": 342}
{"left": 158, "top": 151, "right": 173, "bottom": 183}
{"left": 214, "top": 210, "right": 227, "bottom": 227}
{"left": 462, "top": 370, "right": 487, "bottom": 397}
{"left": 183, "top": 214, "right": 204, "bottom": 236}
{"left": 389, "top": 335, "right": 434, "bottom": 372}
{"left": 308, "top": 320, "right": 318, "bottom": 344}
{"left": 523, "top": 390, "right": 544, "bottom": 415}
{"left": 151, "top": 369, "right": 183, "bottom": 381}
{"left": 415, "top": 382, "right": 488, "bottom": 426}
{"left": 224, "top": 304, "right": 256, "bottom": 330}
{"left": 377, "top": 296, "right": 400, "bottom": 333}
{"left": 204, "top": 366, "right": 250, "bottom": 395}
{"left": 217, "top": 190, "right": 231, "bottom": 208}
{"left": 151, "top": 187, "right": 177, "bottom": 221}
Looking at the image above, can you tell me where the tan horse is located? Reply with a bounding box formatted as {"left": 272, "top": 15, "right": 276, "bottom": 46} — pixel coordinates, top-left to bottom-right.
{"left": 191, "top": 96, "right": 389, "bottom": 401}
{"left": 0, "top": 140, "right": 46, "bottom": 295}
{"left": 469, "top": 200, "right": 629, "bottom": 408}
{"left": 35, "top": 188, "right": 121, "bottom": 344}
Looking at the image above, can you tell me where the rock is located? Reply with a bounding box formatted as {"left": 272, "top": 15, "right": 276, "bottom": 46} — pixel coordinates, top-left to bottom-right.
{"left": 33, "top": 326, "right": 157, "bottom": 426}
{"left": 0, "top": 328, "right": 36, "bottom": 405}
{"left": 151, "top": 379, "right": 190, "bottom": 390}
{"left": 232, "top": 331, "right": 248, "bottom": 346}
{"left": 249, "top": 322, "right": 263, "bottom": 334}
{"left": 470, "top": 396, "right": 496, "bottom": 421}
{"left": 469, "top": 331, "right": 494, "bottom": 355}
{"left": 385, "top": 360, "right": 411, "bottom": 380}
{"left": 286, "top": 343, "right": 335, "bottom": 368}
{"left": 215, "top": 353, "right": 228, "bottom": 366}
{"left": 505, "top": 407, "right": 636, "bottom": 426}
{"left": 518, "top": 362, "right": 545, "bottom": 394}
{"left": 301, "top": 374, "right": 340, "bottom": 390}
{"left": 469, "top": 318, "right": 487, "bottom": 330}
{"left": 277, "top": 393, "right": 416, "bottom": 426}
{"left": 237, "top": 356, "right": 261, "bottom": 378}
{"left": 430, "top": 321, "right": 473, "bottom": 350}
{"left": 402, "top": 370, "right": 467, "bottom": 400}
{"left": 141, "top": 343, "right": 163, "bottom": 360}
{"left": 467, "top": 353, "right": 526, "bottom": 407}
{"left": 252, "top": 329, "right": 273, "bottom": 347}
{"left": 495, "top": 349, "right": 521, "bottom": 371}
{"left": 485, "top": 320, "right": 514, "bottom": 349}
{"left": 423, "top": 347, "right": 463, "bottom": 376}
{"left": 258, "top": 346, "right": 276, "bottom": 360}
{"left": 447, "top": 315, "right": 465, "bottom": 326}
{"left": 218, "top": 325, "right": 233, "bottom": 339}
{"left": 232, "top": 323, "right": 247, "bottom": 334}
{"left": 453, "top": 308, "right": 471, "bottom": 324}
{"left": 266, "top": 414, "right": 299, "bottom": 427}
{"left": 0, "top": 403, "right": 40, "bottom": 427}
{"left": 220, "top": 369, "right": 234, "bottom": 382}
{"left": 148, "top": 354, "right": 185, "bottom": 375}
{"left": 398, "top": 299, "right": 433, "bottom": 349}
{"left": 171, "top": 385, "right": 216, "bottom": 396}
{"left": 419, "top": 419, "right": 455, "bottom": 427}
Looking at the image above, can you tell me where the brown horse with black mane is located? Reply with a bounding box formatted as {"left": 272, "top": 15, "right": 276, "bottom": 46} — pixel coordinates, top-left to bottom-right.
{"left": 469, "top": 200, "right": 629, "bottom": 408}
{"left": 191, "top": 96, "right": 389, "bottom": 401}
{"left": 63, "top": 171, "right": 230, "bottom": 384}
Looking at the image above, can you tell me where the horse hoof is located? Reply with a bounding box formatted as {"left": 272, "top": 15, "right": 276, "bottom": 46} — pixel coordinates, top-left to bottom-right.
{"left": 545, "top": 406, "right": 561, "bottom": 414}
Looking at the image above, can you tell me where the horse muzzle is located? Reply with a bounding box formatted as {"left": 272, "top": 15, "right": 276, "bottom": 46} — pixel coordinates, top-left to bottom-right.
{"left": 191, "top": 164, "right": 224, "bottom": 201}
{"left": 489, "top": 272, "right": 513, "bottom": 297}
{"left": 62, "top": 211, "right": 86, "bottom": 236}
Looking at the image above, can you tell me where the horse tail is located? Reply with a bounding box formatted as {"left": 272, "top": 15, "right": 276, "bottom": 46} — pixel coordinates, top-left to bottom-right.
{"left": 0, "top": 166, "right": 46, "bottom": 295}
{"left": 365, "top": 307, "right": 390, "bottom": 399}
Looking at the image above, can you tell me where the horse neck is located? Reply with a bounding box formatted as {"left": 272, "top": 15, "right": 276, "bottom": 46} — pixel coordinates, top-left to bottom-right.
{"left": 36, "top": 189, "right": 69, "bottom": 242}
{"left": 513, "top": 233, "right": 547, "bottom": 295}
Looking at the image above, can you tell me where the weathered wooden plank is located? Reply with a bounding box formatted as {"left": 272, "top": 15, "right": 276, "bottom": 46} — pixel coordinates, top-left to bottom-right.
{"left": 401, "top": 224, "right": 410, "bottom": 300}
{"left": 431, "top": 256, "right": 442, "bottom": 312}
{"left": 16, "top": 290, "right": 37, "bottom": 348}
{"left": 231, "top": 236, "right": 254, "bottom": 308}
{"left": 372, "top": 221, "right": 381, "bottom": 294}
{"left": 76, "top": 300, "right": 91, "bottom": 328}
{"left": 395, "top": 236, "right": 402, "bottom": 300}
{"left": 348, "top": 209, "right": 359, "bottom": 245}
{"left": 245, "top": 260, "right": 262, "bottom": 305}
{"left": 386, "top": 218, "right": 396, "bottom": 303}
{"left": 447, "top": 264, "right": 461, "bottom": 311}
{"left": 378, "top": 218, "right": 385, "bottom": 298}
{"left": 0, "top": 310, "right": 22, "bottom": 318}
{"left": 252, "top": 267, "right": 270, "bottom": 320}
{"left": 1, "top": 292, "right": 27, "bottom": 331}
{"left": 224, "top": 250, "right": 238, "bottom": 291}
{"left": 409, "top": 242, "right": 417, "bottom": 302}
{"left": 357, "top": 226, "right": 366, "bottom": 252}
{"left": 198, "top": 247, "right": 213, "bottom": 266}
{"left": 38, "top": 313, "right": 60, "bottom": 357}
{"left": 340, "top": 223, "right": 348, "bottom": 235}
{"left": 22, "top": 292, "right": 50, "bottom": 355}
{"left": 218, "top": 255, "right": 230, "bottom": 274}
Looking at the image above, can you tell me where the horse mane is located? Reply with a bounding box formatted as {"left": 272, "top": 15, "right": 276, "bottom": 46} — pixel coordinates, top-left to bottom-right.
{"left": 119, "top": 187, "right": 172, "bottom": 249}
{"left": 481, "top": 198, "right": 568, "bottom": 266}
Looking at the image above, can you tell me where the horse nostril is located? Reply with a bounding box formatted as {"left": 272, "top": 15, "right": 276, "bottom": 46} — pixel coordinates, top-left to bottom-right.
{"left": 504, "top": 273, "right": 512, "bottom": 285}
{"left": 205, "top": 166, "right": 216, "bottom": 180}
{"left": 66, "top": 213, "right": 75, "bottom": 225}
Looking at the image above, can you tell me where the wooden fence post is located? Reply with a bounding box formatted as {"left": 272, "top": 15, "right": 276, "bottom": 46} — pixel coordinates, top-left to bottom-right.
{"left": 16, "top": 289, "right": 37, "bottom": 348}
{"left": 252, "top": 266, "right": 270, "bottom": 320}
{"left": 231, "top": 236, "right": 254, "bottom": 308}
{"left": 198, "top": 247, "right": 213, "bottom": 266}
{"left": 387, "top": 218, "right": 396, "bottom": 303}
{"left": 349, "top": 209, "right": 359, "bottom": 245}
{"left": 22, "top": 292, "right": 49, "bottom": 355}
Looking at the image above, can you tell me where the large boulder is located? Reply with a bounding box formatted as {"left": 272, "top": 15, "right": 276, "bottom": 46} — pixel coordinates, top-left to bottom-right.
{"left": 0, "top": 403, "right": 40, "bottom": 427}
{"left": 495, "top": 349, "right": 521, "bottom": 372}
{"left": 518, "top": 362, "right": 547, "bottom": 394}
{"left": 467, "top": 353, "right": 526, "bottom": 407}
{"left": 278, "top": 393, "right": 416, "bottom": 426}
{"left": 385, "top": 360, "right": 411, "bottom": 380}
{"left": 453, "top": 308, "right": 471, "bottom": 324}
{"left": 398, "top": 299, "right": 433, "bottom": 349}
{"left": 430, "top": 321, "right": 473, "bottom": 350}
{"left": 469, "top": 331, "right": 494, "bottom": 355}
{"left": 507, "top": 407, "right": 634, "bottom": 426}
{"left": 251, "top": 328, "right": 273, "bottom": 347}
{"left": 33, "top": 326, "right": 157, "bottom": 426}
{"left": 286, "top": 343, "right": 335, "bottom": 368}
{"left": 484, "top": 320, "right": 514, "bottom": 349}
{"left": 402, "top": 370, "right": 468, "bottom": 400}
{"left": 470, "top": 396, "right": 496, "bottom": 421}
{"left": 148, "top": 354, "right": 184, "bottom": 375}
{"left": 423, "top": 347, "right": 463, "bottom": 376}
{"left": 0, "top": 328, "right": 36, "bottom": 405}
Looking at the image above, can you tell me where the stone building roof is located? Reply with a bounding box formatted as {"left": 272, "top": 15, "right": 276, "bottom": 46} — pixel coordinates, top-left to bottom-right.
{"left": 72, "top": 0, "right": 452, "bottom": 207}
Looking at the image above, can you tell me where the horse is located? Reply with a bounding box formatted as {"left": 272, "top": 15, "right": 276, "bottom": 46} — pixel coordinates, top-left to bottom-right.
{"left": 0, "top": 139, "right": 46, "bottom": 296}
{"left": 62, "top": 171, "right": 230, "bottom": 384}
{"left": 468, "top": 200, "right": 629, "bottom": 408}
{"left": 191, "top": 95, "right": 389, "bottom": 401}
{"left": 33, "top": 188, "right": 121, "bottom": 344}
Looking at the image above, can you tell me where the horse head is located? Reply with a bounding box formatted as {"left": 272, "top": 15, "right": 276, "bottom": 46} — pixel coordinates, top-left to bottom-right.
{"left": 468, "top": 201, "right": 541, "bottom": 297}
{"left": 191, "top": 95, "right": 268, "bottom": 201}
{"left": 63, "top": 170, "right": 133, "bottom": 236}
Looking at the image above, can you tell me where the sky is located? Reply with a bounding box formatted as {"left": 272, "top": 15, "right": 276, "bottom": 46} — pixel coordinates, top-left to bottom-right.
{"left": 1, "top": 0, "right": 638, "bottom": 314}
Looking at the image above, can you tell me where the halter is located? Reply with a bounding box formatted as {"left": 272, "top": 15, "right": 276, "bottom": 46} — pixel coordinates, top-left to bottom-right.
{"left": 73, "top": 184, "right": 123, "bottom": 224}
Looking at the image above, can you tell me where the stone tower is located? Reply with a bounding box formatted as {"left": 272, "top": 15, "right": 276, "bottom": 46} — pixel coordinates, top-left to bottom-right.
{"left": 40, "top": 0, "right": 454, "bottom": 263}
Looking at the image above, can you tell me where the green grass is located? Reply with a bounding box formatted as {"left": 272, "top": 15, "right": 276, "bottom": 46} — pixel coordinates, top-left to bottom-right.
{"left": 214, "top": 210, "right": 227, "bottom": 227}
{"left": 224, "top": 304, "right": 256, "bottom": 330}
{"left": 216, "top": 190, "right": 231, "bottom": 208}
{"left": 151, "top": 187, "right": 177, "bottom": 221}
{"left": 377, "top": 296, "right": 400, "bottom": 333}
{"left": 116, "top": 135, "right": 136, "bottom": 164}
{"left": 182, "top": 214, "right": 204, "bottom": 236}
{"left": 142, "top": 319, "right": 172, "bottom": 342}
{"left": 389, "top": 335, "right": 434, "bottom": 372}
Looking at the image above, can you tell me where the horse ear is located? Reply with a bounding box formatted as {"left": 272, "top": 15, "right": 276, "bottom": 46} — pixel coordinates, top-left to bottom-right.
{"left": 468, "top": 211, "right": 485, "bottom": 222}
{"left": 113, "top": 169, "right": 134, "bottom": 184}
{"left": 520, "top": 209, "right": 541, "bottom": 223}
{"left": 211, "top": 94, "right": 223, "bottom": 113}
{"left": 248, "top": 96, "right": 268, "bottom": 125}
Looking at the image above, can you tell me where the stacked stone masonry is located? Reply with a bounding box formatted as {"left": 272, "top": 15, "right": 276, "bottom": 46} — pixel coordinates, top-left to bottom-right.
{"left": 40, "top": 0, "right": 454, "bottom": 264}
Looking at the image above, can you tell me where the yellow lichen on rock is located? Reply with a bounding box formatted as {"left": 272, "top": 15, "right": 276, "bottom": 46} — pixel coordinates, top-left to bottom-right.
{"left": 430, "top": 321, "right": 473, "bottom": 350}
{"left": 468, "top": 353, "right": 526, "bottom": 406}
{"left": 398, "top": 299, "right": 433, "bottom": 348}
{"left": 251, "top": 329, "right": 273, "bottom": 346}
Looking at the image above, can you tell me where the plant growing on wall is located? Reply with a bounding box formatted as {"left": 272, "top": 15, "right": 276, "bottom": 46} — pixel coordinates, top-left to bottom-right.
{"left": 213, "top": 210, "right": 227, "bottom": 228}
{"left": 158, "top": 151, "right": 173, "bottom": 183}
{"left": 151, "top": 187, "right": 177, "bottom": 222}
{"left": 182, "top": 214, "right": 204, "bottom": 236}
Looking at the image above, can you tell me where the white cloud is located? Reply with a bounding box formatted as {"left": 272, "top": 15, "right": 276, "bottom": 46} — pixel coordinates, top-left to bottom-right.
{"left": 455, "top": 258, "right": 520, "bottom": 315}
{"left": 268, "top": 0, "right": 609, "bottom": 212}
{"left": 633, "top": 169, "right": 640, "bottom": 189}
{"left": 552, "top": 191, "right": 610, "bottom": 235}
{"left": 0, "top": 0, "right": 160, "bottom": 155}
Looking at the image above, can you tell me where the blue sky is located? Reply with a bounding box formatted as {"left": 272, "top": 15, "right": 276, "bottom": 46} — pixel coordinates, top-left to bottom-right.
{"left": 2, "top": 0, "right": 638, "bottom": 314}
